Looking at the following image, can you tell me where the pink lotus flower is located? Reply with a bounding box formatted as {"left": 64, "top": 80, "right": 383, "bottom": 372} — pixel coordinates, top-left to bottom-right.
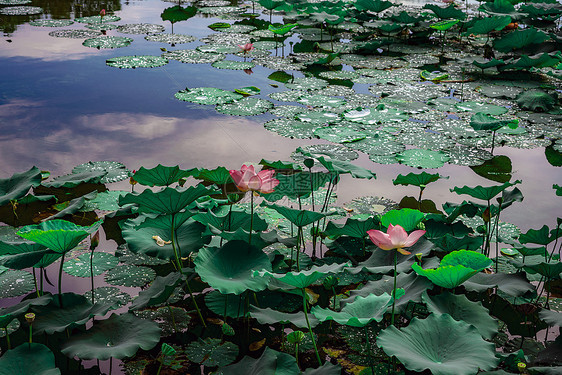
{"left": 229, "top": 165, "right": 279, "bottom": 194}
{"left": 238, "top": 43, "right": 254, "bottom": 54}
{"left": 367, "top": 224, "right": 426, "bottom": 255}
{"left": 100, "top": 9, "right": 106, "bottom": 16}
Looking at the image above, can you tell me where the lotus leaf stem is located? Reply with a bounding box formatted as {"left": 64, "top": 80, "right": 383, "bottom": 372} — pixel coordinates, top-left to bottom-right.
{"left": 4, "top": 327, "right": 10, "bottom": 349}
{"left": 58, "top": 253, "right": 65, "bottom": 307}
{"left": 302, "top": 289, "right": 322, "bottom": 366}
{"left": 390, "top": 250, "right": 397, "bottom": 326}
{"left": 249, "top": 193, "right": 254, "bottom": 245}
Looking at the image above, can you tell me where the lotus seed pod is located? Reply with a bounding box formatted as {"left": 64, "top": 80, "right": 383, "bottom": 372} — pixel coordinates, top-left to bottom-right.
{"left": 24, "top": 313, "right": 35, "bottom": 323}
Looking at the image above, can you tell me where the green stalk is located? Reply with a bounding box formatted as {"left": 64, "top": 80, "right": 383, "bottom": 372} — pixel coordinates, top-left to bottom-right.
{"left": 58, "top": 252, "right": 65, "bottom": 307}
{"left": 90, "top": 247, "right": 95, "bottom": 304}
{"left": 32, "top": 267, "right": 40, "bottom": 298}
{"left": 249, "top": 193, "right": 254, "bottom": 245}
{"left": 302, "top": 289, "right": 322, "bottom": 366}
{"left": 4, "top": 327, "right": 10, "bottom": 349}
{"left": 390, "top": 251, "right": 397, "bottom": 326}
{"left": 295, "top": 342, "right": 299, "bottom": 366}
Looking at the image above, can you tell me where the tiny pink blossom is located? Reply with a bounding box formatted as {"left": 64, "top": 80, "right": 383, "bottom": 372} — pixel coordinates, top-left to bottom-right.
{"left": 229, "top": 165, "right": 279, "bottom": 194}
{"left": 367, "top": 224, "right": 426, "bottom": 255}
{"left": 238, "top": 43, "right": 254, "bottom": 54}
{"left": 100, "top": 9, "right": 106, "bottom": 17}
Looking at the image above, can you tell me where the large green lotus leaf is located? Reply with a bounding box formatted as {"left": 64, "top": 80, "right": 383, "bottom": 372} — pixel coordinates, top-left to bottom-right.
{"left": 323, "top": 215, "right": 379, "bottom": 239}
{"left": 63, "top": 252, "right": 118, "bottom": 277}
{"left": 17, "top": 219, "right": 102, "bottom": 253}
{"left": 451, "top": 180, "right": 520, "bottom": 201}
{"left": 204, "top": 291, "right": 250, "bottom": 318}
{"left": 268, "top": 23, "right": 297, "bottom": 35}
{"left": 104, "top": 265, "right": 156, "bottom": 287}
{"left": 430, "top": 19, "right": 459, "bottom": 31}
{"left": 134, "top": 211, "right": 196, "bottom": 232}
{"left": 455, "top": 101, "right": 508, "bottom": 116}
{"left": 130, "top": 272, "right": 183, "bottom": 310}
{"left": 440, "top": 250, "right": 492, "bottom": 271}
{"left": 175, "top": 87, "right": 243, "bottom": 105}
{"left": 212, "top": 60, "right": 255, "bottom": 70}
{"left": 256, "top": 262, "right": 350, "bottom": 289}
{"left": 380, "top": 208, "right": 425, "bottom": 232}
{"left": 0, "top": 294, "right": 52, "bottom": 316}
{"left": 122, "top": 217, "right": 210, "bottom": 260}
{"left": 519, "top": 225, "right": 553, "bottom": 246}
{"left": 42, "top": 170, "right": 107, "bottom": 188}
{"left": 377, "top": 313, "right": 498, "bottom": 375}
{"left": 193, "top": 209, "right": 267, "bottom": 232}
{"left": 493, "top": 28, "right": 549, "bottom": 53}
{"left": 249, "top": 306, "right": 319, "bottom": 328}
{"left": 191, "top": 166, "right": 232, "bottom": 185}
{"left": 422, "top": 291, "right": 497, "bottom": 339}
{"left": 501, "top": 53, "right": 562, "bottom": 71}
{"left": 0, "top": 269, "right": 35, "bottom": 298}
{"left": 466, "top": 15, "right": 512, "bottom": 34}
{"left": 0, "top": 248, "right": 55, "bottom": 269}
{"left": 516, "top": 90, "right": 557, "bottom": 112}
{"left": 539, "top": 309, "right": 562, "bottom": 327}
{"left": 261, "top": 202, "right": 332, "bottom": 227}
{"left": 216, "top": 347, "right": 299, "bottom": 375}
{"left": 0, "top": 343, "right": 60, "bottom": 375}
{"left": 84, "top": 286, "right": 130, "bottom": 310}
{"left": 61, "top": 313, "right": 161, "bottom": 360}
{"left": 315, "top": 156, "right": 376, "bottom": 179}
{"left": 72, "top": 161, "right": 130, "bottom": 184}
{"left": 479, "top": 0, "right": 517, "bottom": 15}
{"left": 215, "top": 227, "right": 270, "bottom": 250}
{"left": 412, "top": 264, "right": 479, "bottom": 288}
{"left": 119, "top": 185, "right": 218, "bottom": 214}
{"left": 392, "top": 172, "right": 447, "bottom": 188}
{"left": 342, "top": 107, "right": 408, "bottom": 124}
{"left": 312, "top": 291, "right": 402, "bottom": 327}
{"left": 32, "top": 293, "right": 112, "bottom": 335}
{"left": 524, "top": 262, "right": 562, "bottom": 279}
{"left": 195, "top": 240, "right": 271, "bottom": 295}
{"left": 161, "top": 5, "right": 196, "bottom": 24}
{"left": 185, "top": 338, "right": 238, "bottom": 367}
{"left": 423, "top": 3, "right": 466, "bottom": 19}
{"left": 396, "top": 149, "right": 450, "bottom": 169}
{"left": 470, "top": 112, "right": 518, "bottom": 131}
{"left": 0, "top": 166, "right": 42, "bottom": 207}
{"left": 132, "top": 164, "right": 195, "bottom": 187}
{"left": 473, "top": 58, "right": 506, "bottom": 70}
{"left": 354, "top": 0, "right": 393, "bottom": 12}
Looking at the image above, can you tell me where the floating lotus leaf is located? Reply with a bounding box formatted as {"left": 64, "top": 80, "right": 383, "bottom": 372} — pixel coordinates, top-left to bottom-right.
{"left": 83, "top": 286, "right": 130, "bottom": 310}
{"left": 343, "top": 107, "right": 408, "bottom": 124}
{"left": 312, "top": 292, "right": 401, "bottom": 327}
{"left": 29, "top": 19, "right": 73, "bottom": 27}
{"left": 477, "top": 84, "right": 522, "bottom": 99}
{"left": 318, "top": 70, "right": 359, "bottom": 80}
{"left": 250, "top": 306, "right": 319, "bottom": 328}
{"left": 455, "top": 101, "right": 508, "bottom": 115}
{"left": 80, "top": 190, "right": 127, "bottom": 212}
{"left": 85, "top": 23, "right": 118, "bottom": 31}
{"left": 422, "top": 291, "right": 498, "bottom": 339}
{"left": 106, "top": 55, "right": 168, "bottom": 69}
{"left": 61, "top": 313, "right": 161, "bottom": 360}
{"left": 0, "top": 5, "right": 42, "bottom": 15}
{"left": 216, "top": 97, "right": 273, "bottom": 116}
{"left": 104, "top": 265, "right": 156, "bottom": 287}
{"left": 348, "top": 136, "right": 405, "bottom": 157}
{"left": 516, "top": 90, "right": 556, "bottom": 112}
{"left": 256, "top": 263, "right": 350, "bottom": 289}
{"left": 377, "top": 314, "right": 498, "bottom": 375}
{"left": 493, "top": 28, "right": 549, "bottom": 53}
{"left": 234, "top": 86, "right": 260, "bottom": 96}
{"left": 396, "top": 149, "right": 450, "bottom": 169}
{"left": 295, "top": 111, "right": 341, "bottom": 125}
{"left": 197, "top": 44, "right": 239, "bottom": 54}
{"left": 74, "top": 15, "right": 120, "bottom": 23}
{"left": 264, "top": 118, "right": 319, "bottom": 139}
{"left": 298, "top": 94, "right": 347, "bottom": 108}
{"left": 17, "top": 219, "right": 102, "bottom": 253}
{"left": 0, "top": 343, "right": 60, "bottom": 375}
{"left": 129, "top": 272, "right": 182, "bottom": 310}
{"left": 0, "top": 269, "right": 34, "bottom": 298}
{"left": 163, "top": 49, "right": 225, "bottom": 64}
{"left": 175, "top": 87, "right": 243, "bottom": 105}
{"left": 313, "top": 126, "right": 368, "bottom": 143}
{"left": 145, "top": 33, "right": 195, "bottom": 45}
{"left": 32, "top": 293, "right": 112, "bottom": 335}
{"left": 134, "top": 305, "right": 190, "bottom": 336}
{"left": 83, "top": 36, "right": 133, "bottom": 49}
{"left": 186, "top": 338, "right": 238, "bottom": 367}
{"left": 117, "top": 23, "right": 165, "bottom": 34}
{"left": 212, "top": 60, "right": 255, "bottom": 70}
{"left": 252, "top": 40, "right": 283, "bottom": 50}
{"left": 0, "top": 0, "right": 30, "bottom": 4}
{"left": 119, "top": 184, "right": 217, "bottom": 214}
{"left": 48, "top": 29, "right": 102, "bottom": 38}
{"left": 72, "top": 161, "right": 129, "bottom": 184}
{"left": 293, "top": 144, "right": 359, "bottom": 162}
{"left": 0, "top": 166, "right": 42, "bottom": 207}
{"left": 198, "top": 6, "right": 240, "bottom": 14}
{"left": 285, "top": 77, "right": 328, "bottom": 91}
{"left": 63, "top": 252, "right": 118, "bottom": 277}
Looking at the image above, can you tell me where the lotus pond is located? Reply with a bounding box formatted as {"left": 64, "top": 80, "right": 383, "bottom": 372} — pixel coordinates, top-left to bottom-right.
{"left": 1, "top": 0, "right": 562, "bottom": 374}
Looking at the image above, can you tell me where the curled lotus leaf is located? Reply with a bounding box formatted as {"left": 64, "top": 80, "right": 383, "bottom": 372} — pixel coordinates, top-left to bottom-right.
{"left": 106, "top": 55, "right": 169, "bottom": 69}
{"left": 377, "top": 313, "right": 498, "bottom": 375}
{"left": 17, "top": 219, "right": 102, "bottom": 253}
{"left": 255, "top": 262, "right": 350, "bottom": 289}
{"left": 0, "top": 166, "right": 42, "bottom": 207}
{"left": 61, "top": 313, "right": 161, "bottom": 360}
{"left": 175, "top": 87, "right": 243, "bottom": 105}
{"left": 0, "top": 5, "right": 42, "bottom": 15}
{"left": 83, "top": 36, "right": 133, "bottom": 49}
{"left": 72, "top": 161, "right": 130, "bottom": 184}
{"left": 117, "top": 23, "right": 165, "bottom": 34}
